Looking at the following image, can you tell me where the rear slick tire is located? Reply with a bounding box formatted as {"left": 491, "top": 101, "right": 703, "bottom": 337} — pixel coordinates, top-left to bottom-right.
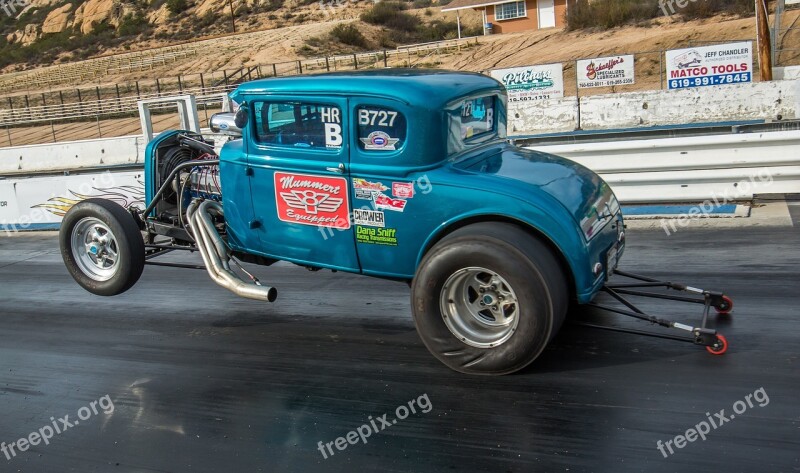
{"left": 411, "top": 223, "right": 568, "bottom": 375}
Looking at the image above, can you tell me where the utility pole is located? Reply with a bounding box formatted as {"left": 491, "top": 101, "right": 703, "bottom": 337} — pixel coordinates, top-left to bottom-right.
{"left": 228, "top": 0, "right": 237, "bottom": 33}
{"left": 755, "top": 0, "right": 772, "bottom": 80}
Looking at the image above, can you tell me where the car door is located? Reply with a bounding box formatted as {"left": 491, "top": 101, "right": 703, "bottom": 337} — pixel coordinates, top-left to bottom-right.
{"left": 245, "top": 97, "right": 359, "bottom": 271}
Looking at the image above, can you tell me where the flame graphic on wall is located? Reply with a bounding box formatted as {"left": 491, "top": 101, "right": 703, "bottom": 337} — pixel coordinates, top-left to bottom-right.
{"left": 32, "top": 180, "right": 145, "bottom": 217}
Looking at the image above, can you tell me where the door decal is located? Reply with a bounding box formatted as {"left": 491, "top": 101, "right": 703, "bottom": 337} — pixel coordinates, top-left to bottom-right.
{"left": 274, "top": 172, "right": 350, "bottom": 229}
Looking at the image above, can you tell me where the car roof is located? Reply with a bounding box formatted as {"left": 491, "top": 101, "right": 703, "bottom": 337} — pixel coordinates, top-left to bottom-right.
{"left": 230, "top": 69, "right": 504, "bottom": 109}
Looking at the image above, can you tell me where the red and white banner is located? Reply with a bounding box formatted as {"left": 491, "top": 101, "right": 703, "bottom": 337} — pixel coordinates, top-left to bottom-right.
{"left": 577, "top": 55, "right": 635, "bottom": 89}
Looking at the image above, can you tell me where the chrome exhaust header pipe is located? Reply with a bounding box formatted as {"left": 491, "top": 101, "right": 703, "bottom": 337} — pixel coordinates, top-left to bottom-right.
{"left": 187, "top": 199, "right": 277, "bottom": 302}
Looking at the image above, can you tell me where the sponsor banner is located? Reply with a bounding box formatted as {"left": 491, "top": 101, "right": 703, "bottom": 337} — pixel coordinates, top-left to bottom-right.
{"left": 372, "top": 192, "right": 407, "bottom": 212}
{"left": 274, "top": 172, "right": 350, "bottom": 229}
{"left": 490, "top": 63, "right": 564, "bottom": 102}
{"left": 666, "top": 41, "right": 752, "bottom": 90}
{"left": 392, "top": 182, "right": 414, "bottom": 199}
{"left": 356, "top": 225, "right": 398, "bottom": 246}
{"left": 577, "top": 55, "right": 635, "bottom": 88}
{"left": 353, "top": 209, "right": 385, "bottom": 227}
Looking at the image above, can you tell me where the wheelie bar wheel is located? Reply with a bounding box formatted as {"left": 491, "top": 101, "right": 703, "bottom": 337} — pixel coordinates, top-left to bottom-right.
{"left": 714, "top": 295, "right": 734, "bottom": 315}
{"left": 706, "top": 334, "right": 728, "bottom": 355}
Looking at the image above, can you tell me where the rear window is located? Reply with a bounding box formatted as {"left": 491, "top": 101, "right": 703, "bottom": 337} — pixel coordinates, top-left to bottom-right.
{"left": 458, "top": 96, "right": 495, "bottom": 140}
{"left": 447, "top": 95, "right": 502, "bottom": 155}
{"left": 252, "top": 101, "right": 343, "bottom": 149}
{"left": 356, "top": 106, "right": 407, "bottom": 152}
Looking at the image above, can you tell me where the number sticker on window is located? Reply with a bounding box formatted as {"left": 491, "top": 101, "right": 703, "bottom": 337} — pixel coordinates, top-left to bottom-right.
{"left": 356, "top": 106, "right": 406, "bottom": 152}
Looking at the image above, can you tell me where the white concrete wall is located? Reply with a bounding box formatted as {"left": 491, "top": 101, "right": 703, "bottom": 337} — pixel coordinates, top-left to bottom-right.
{"left": 0, "top": 136, "right": 143, "bottom": 175}
{"left": 509, "top": 79, "right": 800, "bottom": 135}
{"left": 0, "top": 170, "right": 144, "bottom": 232}
{"left": 507, "top": 97, "right": 578, "bottom": 135}
{"left": 0, "top": 131, "right": 230, "bottom": 176}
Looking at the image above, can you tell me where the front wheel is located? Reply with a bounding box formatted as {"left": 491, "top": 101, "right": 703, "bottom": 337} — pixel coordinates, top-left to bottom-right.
{"left": 411, "top": 223, "right": 568, "bottom": 375}
{"left": 59, "top": 198, "right": 145, "bottom": 296}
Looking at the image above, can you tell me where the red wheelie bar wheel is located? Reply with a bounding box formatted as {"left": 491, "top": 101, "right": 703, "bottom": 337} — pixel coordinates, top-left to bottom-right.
{"left": 706, "top": 334, "right": 728, "bottom": 355}
{"left": 715, "top": 295, "right": 734, "bottom": 315}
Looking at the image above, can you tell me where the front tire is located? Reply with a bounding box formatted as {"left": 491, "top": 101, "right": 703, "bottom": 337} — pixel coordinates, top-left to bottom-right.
{"left": 59, "top": 198, "right": 145, "bottom": 296}
{"left": 411, "top": 223, "right": 568, "bottom": 375}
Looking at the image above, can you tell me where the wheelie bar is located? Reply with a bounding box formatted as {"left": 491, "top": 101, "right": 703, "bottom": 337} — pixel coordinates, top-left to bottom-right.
{"left": 581, "top": 270, "right": 732, "bottom": 355}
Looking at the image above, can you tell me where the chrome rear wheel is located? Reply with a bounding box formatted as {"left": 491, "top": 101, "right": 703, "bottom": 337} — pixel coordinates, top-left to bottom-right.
{"left": 440, "top": 267, "right": 520, "bottom": 348}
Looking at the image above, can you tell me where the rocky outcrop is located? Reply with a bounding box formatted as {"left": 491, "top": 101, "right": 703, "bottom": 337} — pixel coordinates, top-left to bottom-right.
{"left": 73, "top": 0, "right": 115, "bottom": 34}
{"left": 147, "top": 3, "right": 170, "bottom": 26}
{"left": 11, "top": 24, "right": 43, "bottom": 46}
{"left": 41, "top": 3, "right": 73, "bottom": 34}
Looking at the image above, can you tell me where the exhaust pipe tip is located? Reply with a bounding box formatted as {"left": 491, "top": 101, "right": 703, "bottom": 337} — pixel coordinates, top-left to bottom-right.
{"left": 267, "top": 287, "right": 278, "bottom": 302}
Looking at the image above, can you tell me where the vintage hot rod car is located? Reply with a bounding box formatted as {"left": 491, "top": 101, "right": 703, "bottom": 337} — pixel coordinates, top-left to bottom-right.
{"left": 59, "top": 70, "right": 731, "bottom": 375}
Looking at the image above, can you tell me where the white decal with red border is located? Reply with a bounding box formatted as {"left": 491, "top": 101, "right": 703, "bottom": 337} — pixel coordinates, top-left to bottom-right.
{"left": 372, "top": 192, "right": 407, "bottom": 212}
{"left": 392, "top": 182, "right": 414, "bottom": 199}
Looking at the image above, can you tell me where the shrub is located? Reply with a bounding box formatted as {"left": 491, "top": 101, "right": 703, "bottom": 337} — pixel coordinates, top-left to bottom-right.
{"left": 378, "top": 32, "right": 395, "bottom": 48}
{"left": 166, "top": 0, "right": 189, "bottom": 15}
{"left": 193, "top": 10, "right": 220, "bottom": 32}
{"left": 330, "top": 23, "right": 369, "bottom": 48}
{"left": 567, "top": 0, "right": 751, "bottom": 30}
{"left": 566, "top": 0, "right": 660, "bottom": 30}
{"left": 413, "top": 0, "right": 433, "bottom": 7}
{"left": 418, "top": 19, "right": 458, "bottom": 41}
{"left": 680, "top": 0, "right": 753, "bottom": 20}
{"left": 361, "top": 1, "right": 419, "bottom": 32}
{"left": 117, "top": 13, "right": 151, "bottom": 37}
{"left": 260, "top": 0, "right": 284, "bottom": 11}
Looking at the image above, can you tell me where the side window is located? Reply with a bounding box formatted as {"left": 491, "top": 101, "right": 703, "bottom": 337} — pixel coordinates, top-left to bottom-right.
{"left": 356, "top": 106, "right": 407, "bottom": 152}
{"left": 252, "top": 101, "right": 343, "bottom": 149}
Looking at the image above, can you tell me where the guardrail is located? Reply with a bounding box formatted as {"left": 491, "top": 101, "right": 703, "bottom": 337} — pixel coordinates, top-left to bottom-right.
{"left": 2, "top": 127, "right": 798, "bottom": 230}
{"left": 525, "top": 129, "right": 800, "bottom": 202}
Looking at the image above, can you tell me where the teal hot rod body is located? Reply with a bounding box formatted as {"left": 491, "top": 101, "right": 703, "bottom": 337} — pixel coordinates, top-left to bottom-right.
{"left": 66, "top": 70, "right": 630, "bottom": 374}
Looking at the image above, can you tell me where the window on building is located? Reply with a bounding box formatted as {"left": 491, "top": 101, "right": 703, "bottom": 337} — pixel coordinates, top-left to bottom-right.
{"left": 494, "top": 0, "right": 526, "bottom": 20}
{"left": 253, "top": 101, "right": 343, "bottom": 149}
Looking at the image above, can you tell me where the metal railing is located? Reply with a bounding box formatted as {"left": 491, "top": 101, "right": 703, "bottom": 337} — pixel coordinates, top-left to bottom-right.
{"left": 0, "top": 37, "right": 479, "bottom": 128}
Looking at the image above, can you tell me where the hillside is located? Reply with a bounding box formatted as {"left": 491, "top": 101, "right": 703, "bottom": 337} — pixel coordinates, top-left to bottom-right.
{"left": 0, "top": 0, "right": 484, "bottom": 71}
{"left": 0, "top": 6, "right": 797, "bottom": 148}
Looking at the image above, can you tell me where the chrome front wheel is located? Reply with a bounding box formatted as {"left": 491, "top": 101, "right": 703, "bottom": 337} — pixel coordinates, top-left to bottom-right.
{"left": 60, "top": 199, "right": 145, "bottom": 296}
{"left": 71, "top": 218, "right": 120, "bottom": 282}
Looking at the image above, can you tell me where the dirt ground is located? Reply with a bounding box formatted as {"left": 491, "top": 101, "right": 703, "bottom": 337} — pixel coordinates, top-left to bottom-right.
{"left": 1, "top": 9, "right": 797, "bottom": 147}
{"left": 4, "top": 9, "right": 797, "bottom": 99}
